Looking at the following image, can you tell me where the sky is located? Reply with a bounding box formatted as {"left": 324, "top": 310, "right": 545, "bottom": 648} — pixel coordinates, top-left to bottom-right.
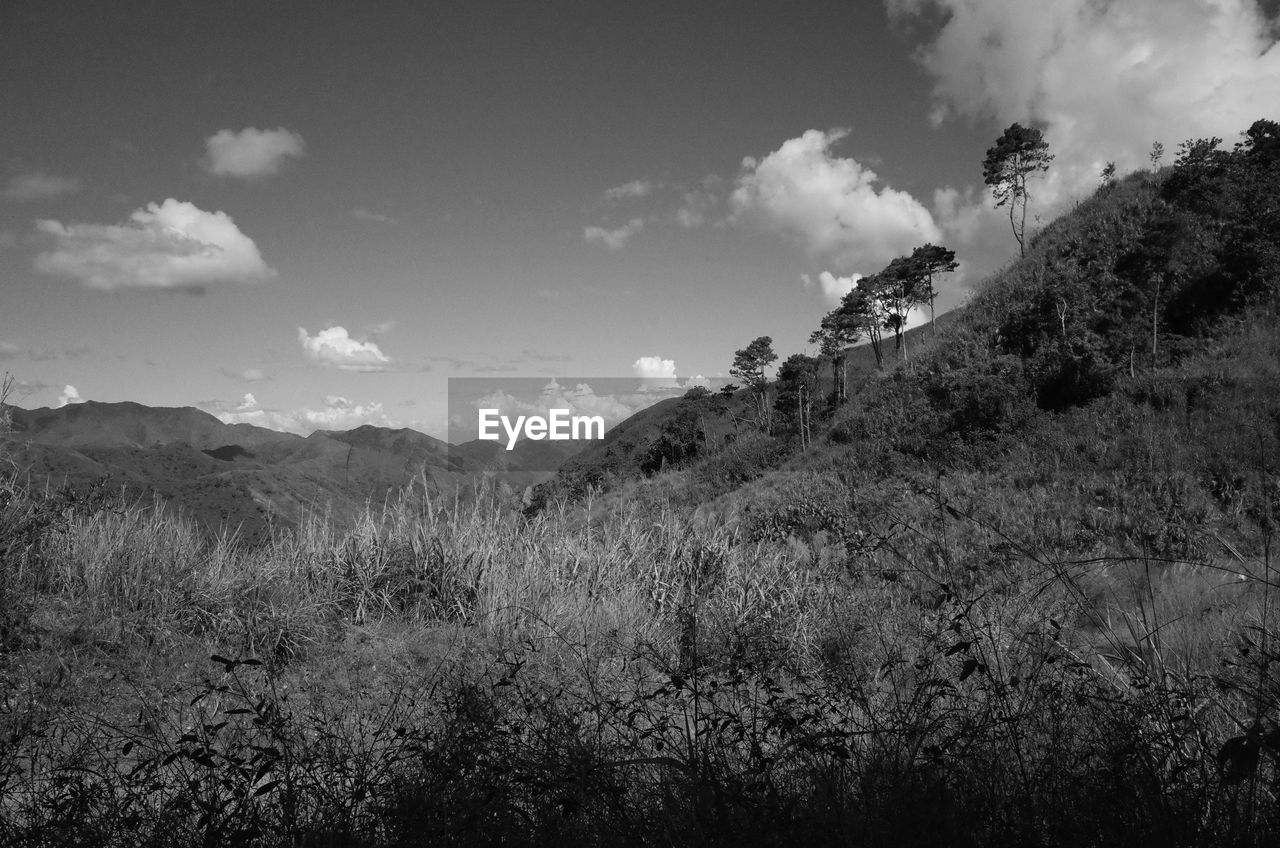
{"left": 2, "top": 0, "right": 1278, "bottom": 439}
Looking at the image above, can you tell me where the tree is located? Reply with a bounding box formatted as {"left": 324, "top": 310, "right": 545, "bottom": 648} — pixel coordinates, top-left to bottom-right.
{"left": 809, "top": 300, "right": 865, "bottom": 403}
{"left": 983, "top": 123, "right": 1054, "bottom": 258}
{"left": 876, "top": 255, "right": 929, "bottom": 362}
{"left": 774, "top": 353, "right": 820, "bottom": 450}
{"left": 0, "top": 372, "right": 12, "bottom": 433}
{"left": 846, "top": 281, "right": 888, "bottom": 370}
{"left": 1237, "top": 118, "right": 1280, "bottom": 163}
{"left": 730, "top": 336, "right": 777, "bottom": 431}
{"left": 775, "top": 353, "right": 819, "bottom": 449}
{"left": 1149, "top": 141, "right": 1165, "bottom": 168}
{"left": 910, "top": 243, "right": 958, "bottom": 335}
{"left": 1100, "top": 161, "right": 1117, "bottom": 187}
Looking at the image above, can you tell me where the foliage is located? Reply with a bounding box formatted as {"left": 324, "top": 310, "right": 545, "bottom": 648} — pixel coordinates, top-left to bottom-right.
{"left": 6, "top": 115, "right": 1280, "bottom": 848}
{"left": 983, "top": 122, "right": 1054, "bottom": 257}
{"left": 773, "top": 353, "right": 820, "bottom": 449}
{"left": 731, "top": 336, "right": 778, "bottom": 432}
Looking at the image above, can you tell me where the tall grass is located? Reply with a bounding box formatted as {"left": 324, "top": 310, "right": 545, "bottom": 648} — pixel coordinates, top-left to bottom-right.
{"left": 1, "top": 463, "right": 1278, "bottom": 846}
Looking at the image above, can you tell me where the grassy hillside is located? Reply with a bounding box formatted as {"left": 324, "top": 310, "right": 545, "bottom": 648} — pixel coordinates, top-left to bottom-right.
{"left": 1, "top": 121, "right": 1278, "bottom": 847}
{"left": 0, "top": 405, "right": 576, "bottom": 543}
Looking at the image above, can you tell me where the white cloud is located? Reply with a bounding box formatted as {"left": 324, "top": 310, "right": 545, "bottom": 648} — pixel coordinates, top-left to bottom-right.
{"left": 0, "top": 341, "right": 20, "bottom": 360}
{"left": 353, "top": 207, "right": 397, "bottom": 224}
{"left": 888, "top": 0, "right": 1280, "bottom": 203}
{"left": 730, "top": 129, "right": 941, "bottom": 271}
{"left": 212, "top": 393, "right": 395, "bottom": 434}
{"left": 803, "top": 271, "right": 863, "bottom": 303}
{"left": 297, "top": 326, "right": 391, "bottom": 372}
{"left": 55, "top": 385, "right": 82, "bottom": 408}
{"left": 685, "top": 374, "right": 711, "bottom": 389}
{"left": 584, "top": 217, "right": 644, "bottom": 250}
{"left": 475, "top": 380, "right": 649, "bottom": 427}
{"left": 633, "top": 355, "right": 677, "bottom": 380}
{"left": 303, "top": 396, "right": 391, "bottom": 430}
{"left": 604, "top": 179, "right": 657, "bottom": 200}
{"left": 633, "top": 355, "right": 682, "bottom": 391}
{"left": 202, "top": 127, "right": 306, "bottom": 179}
{"left": 34, "top": 199, "right": 276, "bottom": 291}
{"left": 927, "top": 185, "right": 1014, "bottom": 301}
{"left": 2, "top": 171, "right": 81, "bottom": 201}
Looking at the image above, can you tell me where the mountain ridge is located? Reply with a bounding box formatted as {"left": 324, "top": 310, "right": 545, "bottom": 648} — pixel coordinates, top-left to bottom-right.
{"left": 0, "top": 400, "right": 579, "bottom": 542}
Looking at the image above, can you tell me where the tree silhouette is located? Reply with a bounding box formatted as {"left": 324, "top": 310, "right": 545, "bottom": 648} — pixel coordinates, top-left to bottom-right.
{"left": 910, "top": 243, "right": 958, "bottom": 335}
{"left": 810, "top": 297, "right": 866, "bottom": 403}
{"left": 847, "top": 281, "right": 888, "bottom": 370}
{"left": 877, "top": 255, "right": 929, "bottom": 362}
{"left": 983, "top": 123, "right": 1054, "bottom": 258}
{"left": 730, "top": 336, "right": 777, "bottom": 431}
{"left": 774, "top": 353, "right": 820, "bottom": 450}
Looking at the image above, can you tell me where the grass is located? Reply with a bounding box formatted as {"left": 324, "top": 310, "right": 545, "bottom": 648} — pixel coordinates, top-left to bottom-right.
{"left": 1, "top": 457, "right": 1278, "bottom": 847}
{"left": 4, "top": 128, "right": 1279, "bottom": 845}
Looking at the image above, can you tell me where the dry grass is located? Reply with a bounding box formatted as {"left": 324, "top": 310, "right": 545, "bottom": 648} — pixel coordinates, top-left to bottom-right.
{"left": 1, "top": 463, "right": 1278, "bottom": 846}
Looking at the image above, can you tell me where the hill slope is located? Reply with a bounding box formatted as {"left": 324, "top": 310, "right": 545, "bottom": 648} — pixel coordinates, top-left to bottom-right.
{"left": 534, "top": 120, "right": 1280, "bottom": 534}
{"left": 0, "top": 402, "right": 577, "bottom": 541}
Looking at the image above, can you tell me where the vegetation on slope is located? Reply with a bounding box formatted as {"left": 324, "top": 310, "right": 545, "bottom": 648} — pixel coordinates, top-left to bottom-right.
{"left": 1, "top": 119, "right": 1279, "bottom": 846}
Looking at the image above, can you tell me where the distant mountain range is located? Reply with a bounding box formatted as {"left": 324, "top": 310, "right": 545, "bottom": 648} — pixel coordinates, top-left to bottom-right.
{"left": 0, "top": 401, "right": 580, "bottom": 542}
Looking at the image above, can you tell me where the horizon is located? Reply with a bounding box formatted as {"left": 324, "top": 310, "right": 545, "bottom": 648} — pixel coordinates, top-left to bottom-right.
{"left": 3, "top": 0, "right": 1278, "bottom": 440}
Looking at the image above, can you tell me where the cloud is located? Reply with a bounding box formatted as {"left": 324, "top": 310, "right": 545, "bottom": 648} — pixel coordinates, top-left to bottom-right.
{"left": 55, "top": 385, "right": 82, "bottom": 408}
{"left": 633, "top": 355, "right": 677, "bottom": 380}
{"left": 2, "top": 171, "right": 81, "bottom": 201}
{"left": 603, "top": 179, "right": 657, "bottom": 200}
{"left": 730, "top": 129, "right": 940, "bottom": 271}
{"left": 297, "top": 326, "right": 391, "bottom": 371}
{"left": 34, "top": 199, "right": 276, "bottom": 291}
{"left": 475, "top": 380, "right": 645, "bottom": 427}
{"left": 674, "top": 175, "right": 727, "bottom": 229}
{"left": 8, "top": 377, "right": 50, "bottom": 397}
{"left": 633, "top": 355, "right": 683, "bottom": 391}
{"left": 928, "top": 185, "right": 1013, "bottom": 298}
{"left": 803, "top": 271, "right": 863, "bottom": 303}
{"left": 0, "top": 341, "right": 20, "bottom": 360}
{"left": 210, "top": 393, "right": 396, "bottom": 434}
{"left": 364, "top": 320, "right": 395, "bottom": 338}
{"left": 202, "top": 127, "right": 306, "bottom": 179}
{"left": 888, "top": 0, "right": 1280, "bottom": 203}
{"left": 584, "top": 217, "right": 645, "bottom": 250}
{"left": 353, "top": 207, "right": 397, "bottom": 224}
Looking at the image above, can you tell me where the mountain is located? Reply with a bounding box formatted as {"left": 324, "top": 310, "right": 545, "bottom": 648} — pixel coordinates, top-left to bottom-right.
{"left": 0, "top": 402, "right": 579, "bottom": 542}
{"left": 533, "top": 123, "right": 1280, "bottom": 520}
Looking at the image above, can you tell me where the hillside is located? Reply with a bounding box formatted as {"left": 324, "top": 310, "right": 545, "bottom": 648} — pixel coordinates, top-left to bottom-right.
{"left": 535, "top": 122, "right": 1280, "bottom": 530}
{"left": 0, "top": 402, "right": 578, "bottom": 542}
{"left": 3, "top": 120, "right": 1280, "bottom": 847}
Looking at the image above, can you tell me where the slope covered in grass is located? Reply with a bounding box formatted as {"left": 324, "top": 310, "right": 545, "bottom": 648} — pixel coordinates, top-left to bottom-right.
{"left": 2, "top": 121, "right": 1279, "bottom": 846}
